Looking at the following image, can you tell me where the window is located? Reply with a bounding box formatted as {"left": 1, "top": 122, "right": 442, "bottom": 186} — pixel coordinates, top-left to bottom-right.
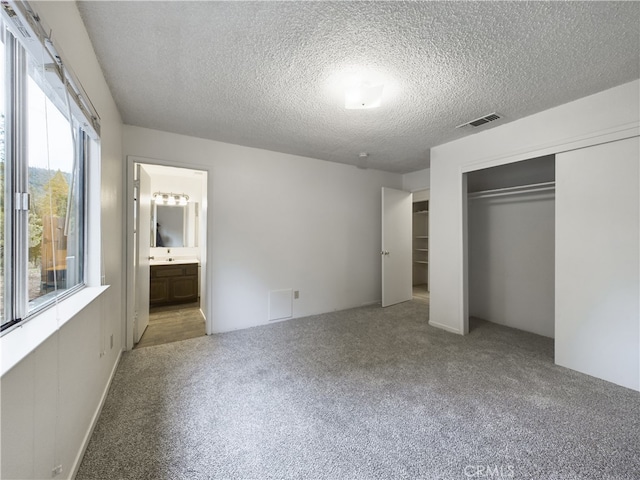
{"left": 0, "top": 28, "right": 5, "bottom": 326}
{"left": 1, "top": 4, "right": 99, "bottom": 333}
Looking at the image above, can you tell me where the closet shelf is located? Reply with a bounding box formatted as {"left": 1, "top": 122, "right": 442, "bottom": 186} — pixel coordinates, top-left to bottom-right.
{"left": 413, "top": 198, "right": 429, "bottom": 288}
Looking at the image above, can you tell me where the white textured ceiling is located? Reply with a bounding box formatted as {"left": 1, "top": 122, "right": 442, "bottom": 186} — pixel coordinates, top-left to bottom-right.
{"left": 76, "top": 1, "right": 639, "bottom": 173}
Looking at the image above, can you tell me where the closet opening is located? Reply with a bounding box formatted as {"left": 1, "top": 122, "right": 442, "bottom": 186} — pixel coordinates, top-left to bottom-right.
{"left": 412, "top": 190, "right": 429, "bottom": 303}
{"left": 464, "top": 155, "right": 555, "bottom": 338}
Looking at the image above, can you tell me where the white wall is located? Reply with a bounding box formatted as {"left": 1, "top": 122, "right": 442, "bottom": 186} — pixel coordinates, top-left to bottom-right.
{"left": 0, "top": 2, "right": 125, "bottom": 479}
{"left": 124, "top": 126, "right": 403, "bottom": 333}
{"left": 556, "top": 137, "right": 639, "bottom": 390}
{"left": 468, "top": 191, "right": 555, "bottom": 337}
{"left": 403, "top": 167, "right": 430, "bottom": 192}
{"left": 429, "top": 79, "right": 639, "bottom": 389}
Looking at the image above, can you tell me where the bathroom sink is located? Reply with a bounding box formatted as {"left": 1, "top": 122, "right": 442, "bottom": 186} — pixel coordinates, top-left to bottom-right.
{"left": 150, "top": 258, "right": 199, "bottom": 266}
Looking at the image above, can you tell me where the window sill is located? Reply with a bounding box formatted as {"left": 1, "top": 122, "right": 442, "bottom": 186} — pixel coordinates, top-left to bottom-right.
{"left": 1, "top": 285, "right": 110, "bottom": 377}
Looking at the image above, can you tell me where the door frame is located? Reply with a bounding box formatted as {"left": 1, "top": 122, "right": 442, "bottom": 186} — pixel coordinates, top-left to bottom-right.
{"left": 125, "top": 155, "right": 212, "bottom": 350}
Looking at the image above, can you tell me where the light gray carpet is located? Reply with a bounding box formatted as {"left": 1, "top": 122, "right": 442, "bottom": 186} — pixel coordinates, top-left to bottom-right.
{"left": 77, "top": 302, "right": 640, "bottom": 480}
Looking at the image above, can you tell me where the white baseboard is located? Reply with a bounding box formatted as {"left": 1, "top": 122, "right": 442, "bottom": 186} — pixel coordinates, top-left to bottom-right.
{"left": 70, "top": 349, "right": 122, "bottom": 479}
{"left": 428, "top": 320, "right": 463, "bottom": 335}
{"left": 361, "top": 300, "right": 381, "bottom": 307}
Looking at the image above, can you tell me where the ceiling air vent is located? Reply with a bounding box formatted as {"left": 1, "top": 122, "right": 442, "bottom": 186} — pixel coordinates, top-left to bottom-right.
{"left": 456, "top": 113, "right": 502, "bottom": 129}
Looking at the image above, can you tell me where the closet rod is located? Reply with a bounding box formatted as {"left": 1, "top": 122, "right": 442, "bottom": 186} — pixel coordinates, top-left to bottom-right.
{"left": 467, "top": 181, "right": 555, "bottom": 200}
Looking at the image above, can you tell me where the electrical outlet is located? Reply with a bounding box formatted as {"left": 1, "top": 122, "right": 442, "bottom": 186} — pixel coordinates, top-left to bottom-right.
{"left": 294, "top": 290, "right": 299, "bottom": 299}
{"left": 52, "top": 465, "right": 62, "bottom": 477}
{"left": 110, "top": 334, "right": 114, "bottom": 349}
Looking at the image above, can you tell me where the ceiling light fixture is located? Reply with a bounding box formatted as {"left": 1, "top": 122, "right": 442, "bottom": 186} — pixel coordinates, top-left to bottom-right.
{"left": 345, "top": 83, "right": 384, "bottom": 109}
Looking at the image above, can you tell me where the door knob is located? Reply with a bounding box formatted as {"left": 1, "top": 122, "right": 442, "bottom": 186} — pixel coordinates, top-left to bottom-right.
{"left": 380, "top": 250, "right": 389, "bottom": 256}
{"left": 148, "top": 256, "right": 155, "bottom": 260}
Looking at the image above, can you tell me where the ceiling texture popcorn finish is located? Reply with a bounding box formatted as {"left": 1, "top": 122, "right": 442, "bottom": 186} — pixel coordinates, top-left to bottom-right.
{"left": 76, "top": 1, "right": 640, "bottom": 174}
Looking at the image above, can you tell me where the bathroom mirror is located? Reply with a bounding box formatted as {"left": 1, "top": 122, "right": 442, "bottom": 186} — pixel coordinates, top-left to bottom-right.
{"left": 152, "top": 202, "right": 199, "bottom": 247}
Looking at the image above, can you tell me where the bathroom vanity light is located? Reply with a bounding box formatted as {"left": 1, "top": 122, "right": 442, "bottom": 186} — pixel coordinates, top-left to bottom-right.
{"left": 153, "top": 192, "right": 189, "bottom": 205}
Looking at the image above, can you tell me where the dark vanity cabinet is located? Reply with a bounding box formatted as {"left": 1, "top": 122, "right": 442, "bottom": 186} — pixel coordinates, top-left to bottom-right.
{"left": 150, "top": 263, "right": 199, "bottom": 306}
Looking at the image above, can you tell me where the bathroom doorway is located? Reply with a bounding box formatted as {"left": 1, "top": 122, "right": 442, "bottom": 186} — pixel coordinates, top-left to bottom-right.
{"left": 126, "top": 159, "right": 209, "bottom": 350}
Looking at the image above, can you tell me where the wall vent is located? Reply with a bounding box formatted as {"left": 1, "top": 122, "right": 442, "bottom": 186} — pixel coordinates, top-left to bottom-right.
{"left": 268, "top": 289, "right": 293, "bottom": 321}
{"left": 456, "top": 113, "right": 502, "bottom": 129}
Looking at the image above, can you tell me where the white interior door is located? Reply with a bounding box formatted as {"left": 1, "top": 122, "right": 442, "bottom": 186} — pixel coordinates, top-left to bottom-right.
{"left": 134, "top": 164, "right": 152, "bottom": 343}
{"left": 381, "top": 187, "right": 413, "bottom": 307}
